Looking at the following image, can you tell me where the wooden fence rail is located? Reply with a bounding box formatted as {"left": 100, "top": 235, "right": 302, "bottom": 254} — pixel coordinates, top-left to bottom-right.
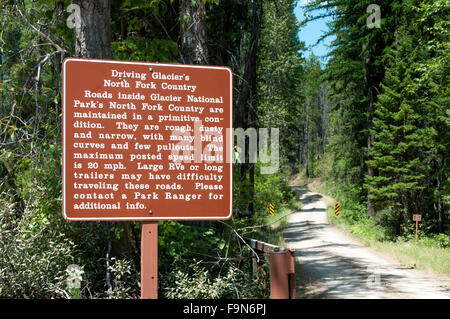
{"left": 243, "top": 237, "right": 296, "bottom": 299}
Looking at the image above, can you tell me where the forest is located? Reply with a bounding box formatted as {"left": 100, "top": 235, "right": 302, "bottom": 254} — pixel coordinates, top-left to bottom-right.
{"left": 0, "top": 0, "right": 448, "bottom": 299}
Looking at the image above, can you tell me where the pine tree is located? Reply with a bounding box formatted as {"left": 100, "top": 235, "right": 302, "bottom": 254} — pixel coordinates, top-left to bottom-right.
{"left": 301, "top": 55, "right": 327, "bottom": 177}
{"left": 365, "top": 27, "right": 436, "bottom": 234}
{"left": 257, "top": 0, "right": 304, "bottom": 166}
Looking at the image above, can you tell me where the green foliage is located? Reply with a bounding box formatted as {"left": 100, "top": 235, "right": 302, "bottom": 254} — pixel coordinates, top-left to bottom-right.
{"left": 365, "top": 28, "right": 432, "bottom": 212}
{"left": 349, "top": 218, "right": 387, "bottom": 242}
{"left": 306, "top": 0, "right": 449, "bottom": 239}
{"left": 112, "top": 37, "right": 179, "bottom": 62}
{"left": 3, "top": 0, "right": 446, "bottom": 299}
{"left": 417, "top": 234, "right": 450, "bottom": 249}
{"left": 0, "top": 0, "right": 304, "bottom": 299}
{"left": 161, "top": 261, "right": 268, "bottom": 299}
{"left": 158, "top": 220, "right": 270, "bottom": 299}
{"left": 106, "top": 257, "right": 138, "bottom": 299}
{"left": 363, "top": 0, "right": 449, "bottom": 235}
{"left": 159, "top": 221, "right": 227, "bottom": 270}
{"left": 0, "top": 192, "right": 76, "bottom": 298}
{"left": 300, "top": 55, "right": 328, "bottom": 177}
{"left": 257, "top": 0, "right": 305, "bottom": 165}
{"left": 253, "top": 165, "right": 296, "bottom": 217}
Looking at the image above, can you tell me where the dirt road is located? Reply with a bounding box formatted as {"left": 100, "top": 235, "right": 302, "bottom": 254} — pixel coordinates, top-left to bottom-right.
{"left": 284, "top": 187, "right": 450, "bottom": 299}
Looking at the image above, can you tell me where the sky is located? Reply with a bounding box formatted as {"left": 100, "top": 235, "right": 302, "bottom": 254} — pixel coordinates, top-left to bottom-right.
{"left": 294, "top": 0, "right": 335, "bottom": 64}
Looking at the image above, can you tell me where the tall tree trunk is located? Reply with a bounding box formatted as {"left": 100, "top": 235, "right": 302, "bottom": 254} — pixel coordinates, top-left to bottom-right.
{"left": 235, "top": 0, "right": 261, "bottom": 216}
{"left": 71, "top": 0, "right": 139, "bottom": 271}
{"left": 297, "top": 126, "right": 302, "bottom": 170}
{"left": 180, "top": 0, "right": 209, "bottom": 65}
{"left": 366, "top": 85, "right": 375, "bottom": 217}
{"left": 436, "top": 176, "right": 443, "bottom": 233}
{"left": 247, "top": 0, "right": 260, "bottom": 215}
{"left": 305, "top": 111, "right": 310, "bottom": 178}
{"left": 319, "top": 83, "right": 329, "bottom": 156}
{"left": 363, "top": 42, "right": 375, "bottom": 217}
{"left": 72, "top": 0, "right": 112, "bottom": 59}
{"left": 236, "top": 0, "right": 260, "bottom": 130}
{"left": 179, "top": 0, "right": 210, "bottom": 227}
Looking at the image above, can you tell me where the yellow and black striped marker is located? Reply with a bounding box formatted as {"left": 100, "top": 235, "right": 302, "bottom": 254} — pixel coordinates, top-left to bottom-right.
{"left": 268, "top": 203, "right": 275, "bottom": 216}
{"left": 334, "top": 201, "right": 340, "bottom": 216}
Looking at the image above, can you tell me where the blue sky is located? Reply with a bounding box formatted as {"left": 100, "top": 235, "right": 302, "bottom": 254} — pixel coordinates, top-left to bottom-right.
{"left": 294, "top": 1, "right": 335, "bottom": 63}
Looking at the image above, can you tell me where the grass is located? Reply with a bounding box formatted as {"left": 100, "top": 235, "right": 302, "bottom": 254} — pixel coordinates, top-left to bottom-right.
{"left": 371, "top": 241, "right": 450, "bottom": 275}
{"left": 325, "top": 201, "right": 450, "bottom": 277}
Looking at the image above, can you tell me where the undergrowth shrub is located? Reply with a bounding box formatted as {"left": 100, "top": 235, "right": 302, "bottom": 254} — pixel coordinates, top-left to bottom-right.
{"left": 158, "top": 220, "right": 270, "bottom": 299}
{"left": 160, "top": 261, "right": 268, "bottom": 299}
{"left": 349, "top": 218, "right": 387, "bottom": 242}
{"left": 418, "top": 233, "right": 450, "bottom": 248}
{"left": 0, "top": 193, "right": 76, "bottom": 298}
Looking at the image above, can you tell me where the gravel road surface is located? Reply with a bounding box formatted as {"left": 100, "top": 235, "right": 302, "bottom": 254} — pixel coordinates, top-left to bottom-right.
{"left": 284, "top": 187, "right": 450, "bottom": 299}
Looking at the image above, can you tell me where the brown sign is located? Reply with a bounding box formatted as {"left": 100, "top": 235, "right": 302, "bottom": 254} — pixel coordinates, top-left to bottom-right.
{"left": 62, "top": 58, "right": 233, "bottom": 220}
{"left": 413, "top": 214, "right": 422, "bottom": 222}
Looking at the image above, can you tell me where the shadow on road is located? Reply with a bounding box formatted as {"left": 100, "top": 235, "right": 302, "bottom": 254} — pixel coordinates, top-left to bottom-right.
{"left": 291, "top": 186, "right": 324, "bottom": 205}
{"left": 286, "top": 220, "right": 407, "bottom": 298}
{"left": 285, "top": 188, "right": 411, "bottom": 299}
{"left": 293, "top": 247, "right": 406, "bottom": 298}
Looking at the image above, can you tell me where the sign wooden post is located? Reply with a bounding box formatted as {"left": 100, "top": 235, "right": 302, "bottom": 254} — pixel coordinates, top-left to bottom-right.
{"left": 141, "top": 221, "right": 158, "bottom": 299}
{"left": 62, "top": 58, "right": 233, "bottom": 299}
{"left": 413, "top": 214, "right": 422, "bottom": 244}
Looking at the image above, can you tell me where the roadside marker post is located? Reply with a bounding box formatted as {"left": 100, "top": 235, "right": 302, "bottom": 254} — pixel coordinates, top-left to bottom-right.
{"left": 413, "top": 214, "right": 422, "bottom": 244}
{"left": 334, "top": 201, "right": 340, "bottom": 216}
{"left": 269, "top": 203, "right": 275, "bottom": 216}
{"left": 62, "top": 58, "right": 233, "bottom": 299}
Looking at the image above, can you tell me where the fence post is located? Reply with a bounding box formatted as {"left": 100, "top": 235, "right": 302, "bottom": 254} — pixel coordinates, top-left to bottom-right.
{"left": 269, "top": 249, "right": 296, "bottom": 299}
